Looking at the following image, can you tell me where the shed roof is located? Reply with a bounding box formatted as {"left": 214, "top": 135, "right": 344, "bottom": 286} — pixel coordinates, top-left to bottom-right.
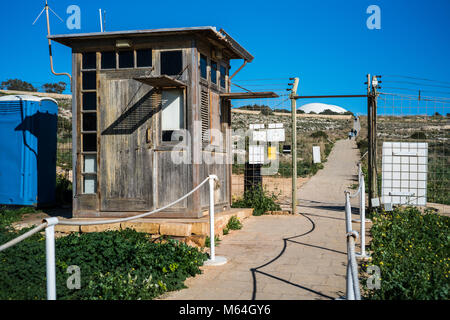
{"left": 49, "top": 26, "right": 254, "bottom": 62}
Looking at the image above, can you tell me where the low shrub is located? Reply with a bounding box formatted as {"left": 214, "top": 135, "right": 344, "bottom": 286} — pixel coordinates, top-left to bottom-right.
{"left": 226, "top": 216, "right": 242, "bottom": 231}
{"left": 55, "top": 174, "right": 72, "bottom": 205}
{"left": 410, "top": 131, "right": 427, "bottom": 140}
{"left": 362, "top": 207, "right": 450, "bottom": 300}
{"left": 310, "top": 131, "right": 328, "bottom": 140}
{"left": 0, "top": 228, "right": 207, "bottom": 300}
{"left": 231, "top": 186, "right": 281, "bottom": 216}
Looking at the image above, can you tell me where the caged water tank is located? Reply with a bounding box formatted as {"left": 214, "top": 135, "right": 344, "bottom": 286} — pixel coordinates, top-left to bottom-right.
{"left": 0, "top": 95, "right": 58, "bottom": 206}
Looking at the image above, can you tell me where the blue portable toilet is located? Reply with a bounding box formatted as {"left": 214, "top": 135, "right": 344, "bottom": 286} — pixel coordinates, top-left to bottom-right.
{"left": 0, "top": 95, "right": 58, "bottom": 206}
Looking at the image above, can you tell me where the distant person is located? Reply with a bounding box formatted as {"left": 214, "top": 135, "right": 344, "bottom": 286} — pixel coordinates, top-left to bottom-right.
{"left": 354, "top": 129, "right": 358, "bottom": 136}
{"left": 348, "top": 131, "right": 353, "bottom": 140}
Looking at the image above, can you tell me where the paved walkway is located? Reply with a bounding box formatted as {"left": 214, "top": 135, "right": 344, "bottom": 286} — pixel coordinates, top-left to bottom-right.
{"left": 160, "top": 139, "right": 361, "bottom": 300}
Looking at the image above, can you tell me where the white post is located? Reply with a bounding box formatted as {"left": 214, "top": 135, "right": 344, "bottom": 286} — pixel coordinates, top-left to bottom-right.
{"left": 344, "top": 193, "right": 355, "bottom": 300}
{"left": 356, "top": 175, "right": 370, "bottom": 259}
{"left": 346, "top": 251, "right": 355, "bottom": 300}
{"left": 209, "top": 176, "right": 216, "bottom": 261}
{"left": 44, "top": 217, "right": 59, "bottom": 300}
{"left": 204, "top": 175, "right": 227, "bottom": 266}
{"left": 360, "top": 176, "right": 366, "bottom": 256}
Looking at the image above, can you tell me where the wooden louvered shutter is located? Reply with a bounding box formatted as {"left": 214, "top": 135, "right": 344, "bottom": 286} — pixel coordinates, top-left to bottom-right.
{"left": 200, "top": 90, "right": 210, "bottom": 147}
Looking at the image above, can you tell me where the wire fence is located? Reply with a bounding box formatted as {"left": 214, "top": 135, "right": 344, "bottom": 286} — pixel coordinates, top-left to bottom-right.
{"left": 56, "top": 99, "right": 73, "bottom": 182}
{"left": 375, "top": 92, "right": 449, "bottom": 213}
{"left": 230, "top": 92, "right": 353, "bottom": 207}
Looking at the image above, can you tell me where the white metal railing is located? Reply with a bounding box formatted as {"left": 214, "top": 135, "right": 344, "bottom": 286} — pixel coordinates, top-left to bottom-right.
{"left": 342, "top": 163, "right": 370, "bottom": 300}
{"left": 344, "top": 192, "right": 361, "bottom": 300}
{"left": 0, "top": 175, "right": 223, "bottom": 300}
{"left": 350, "top": 163, "right": 370, "bottom": 259}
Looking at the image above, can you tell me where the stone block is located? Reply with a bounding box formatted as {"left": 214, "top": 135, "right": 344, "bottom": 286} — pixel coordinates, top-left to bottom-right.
{"left": 191, "top": 222, "right": 209, "bottom": 235}
{"left": 121, "top": 221, "right": 159, "bottom": 234}
{"left": 80, "top": 223, "right": 121, "bottom": 233}
{"left": 160, "top": 223, "right": 192, "bottom": 237}
{"left": 54, "top": 224, "right": 80, "bottom": 233}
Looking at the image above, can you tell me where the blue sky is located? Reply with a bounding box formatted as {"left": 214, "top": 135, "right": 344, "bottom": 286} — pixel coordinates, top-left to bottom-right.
{"left": 0, "top": 0, "right": 449, "bottom": 115}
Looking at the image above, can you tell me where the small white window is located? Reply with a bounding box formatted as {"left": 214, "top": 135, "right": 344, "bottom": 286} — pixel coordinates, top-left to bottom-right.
{"left": 161, "top": 89, "right": 184, "bottom": 141}
{"left": 83, "top": 175, "right": 97, "bottom": 194}
{"left": 83, "top": 155, "right": 97, "bottom": 173}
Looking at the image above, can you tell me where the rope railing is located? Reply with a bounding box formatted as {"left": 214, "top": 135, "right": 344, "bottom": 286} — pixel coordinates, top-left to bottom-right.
{"left": 0, "top": 175, "right": 223, "bottom": 300}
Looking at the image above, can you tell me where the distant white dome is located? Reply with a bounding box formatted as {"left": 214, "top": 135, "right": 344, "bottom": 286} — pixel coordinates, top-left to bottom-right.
{"left": 299, "top": 103, "right": 347, "bottom": 114}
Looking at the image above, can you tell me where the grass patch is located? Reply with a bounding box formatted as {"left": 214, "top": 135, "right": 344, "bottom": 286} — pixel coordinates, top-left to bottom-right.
{"left": 0, "top": 206, "right": 40, "bottom": 229}
{"left": 205, "top": 235, "right": 221, "bottom": 248}
{"left": 362, "top": 207, "right": 449, "bottom": 300}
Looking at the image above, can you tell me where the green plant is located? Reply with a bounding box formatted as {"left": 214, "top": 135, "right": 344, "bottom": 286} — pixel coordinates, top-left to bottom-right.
{"left": 232, "top": 186, "right": 281, "bottom": 216}
{"left": 310, "top": 130, "right": 328, "bottom": 140}
{"left": 226, "top": 216, "right": 242, "bottom": 231}
{"left": 362, "top": 207, "right": 449, "bottom": 300}
{"left": 0, "top": 229, "right": 207, "bottom": 300}
{"left": 205, "top": 235, "right": 221, "bottom": 248}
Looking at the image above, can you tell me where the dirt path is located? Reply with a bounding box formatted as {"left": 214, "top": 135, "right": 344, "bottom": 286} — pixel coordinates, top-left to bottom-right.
{"left": 160, "top": 139, "right": 361, "bottom": 300}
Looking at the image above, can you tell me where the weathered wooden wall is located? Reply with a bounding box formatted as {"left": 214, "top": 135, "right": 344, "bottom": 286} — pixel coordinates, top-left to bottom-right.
{"left": 72, "top": 35, "right": 233, "bottom": 219}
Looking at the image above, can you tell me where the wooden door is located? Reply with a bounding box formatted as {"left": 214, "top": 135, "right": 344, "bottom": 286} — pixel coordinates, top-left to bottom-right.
{"left": 99, "top": 77, "right": 158, "bottom": 211}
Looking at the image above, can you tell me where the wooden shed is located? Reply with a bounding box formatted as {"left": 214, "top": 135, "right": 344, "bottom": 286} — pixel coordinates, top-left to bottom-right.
{"left": 50, "top": 26, "right": 276, "bottom": 219}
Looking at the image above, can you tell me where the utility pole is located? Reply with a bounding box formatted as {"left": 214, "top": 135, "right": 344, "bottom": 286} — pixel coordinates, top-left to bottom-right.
{"left": 289, "top": 78, "right": 299, "bottom": 214}
{"left": 372, "top": 76, "right": 381, "bottom": 198}
{"left": 367, "top": 74, "right": 381, "bottom": 213}
{"left": 367, "top": 74, "right": 373, "bottom": 213}
{"left": 371, "top": 76, "right": 379, "bottom": 201}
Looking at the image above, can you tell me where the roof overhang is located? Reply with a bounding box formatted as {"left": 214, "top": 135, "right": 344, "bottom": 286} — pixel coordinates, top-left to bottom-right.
{"left": 220, "top": 92, "right": 279, "bottom": 100}
{"left": 134, "top": 75, "right": 186, "bottom": 88}
{"left": 49, "top": 26, "right": 254, "bottom": 62}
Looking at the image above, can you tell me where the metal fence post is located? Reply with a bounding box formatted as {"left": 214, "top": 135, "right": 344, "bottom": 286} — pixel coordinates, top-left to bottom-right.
{"left": 44, "top": 217, "right": 59, "bottom": 300}
{"left": 204, "top": 175, "right": 227, "bottom": 266}
{"left": 348, "top": 232, "right": 361, "bottom": 300}
{"left": 359, "top": 176, "right": 369, "bottom": 259}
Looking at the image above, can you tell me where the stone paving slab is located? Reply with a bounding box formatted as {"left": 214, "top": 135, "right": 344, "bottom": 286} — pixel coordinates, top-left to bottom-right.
{"left": 160, "top": 139, "right": 360, "bottom": 300}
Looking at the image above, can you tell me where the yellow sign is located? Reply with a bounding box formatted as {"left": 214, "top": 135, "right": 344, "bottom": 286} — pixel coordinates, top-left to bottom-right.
{"left": 268, "top": 146, "right": 277, "bottom": 160}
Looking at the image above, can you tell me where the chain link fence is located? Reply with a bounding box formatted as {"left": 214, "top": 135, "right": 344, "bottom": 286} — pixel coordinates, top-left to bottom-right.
{"left": 376, "top": 92, "right": 449, "bottom": 213}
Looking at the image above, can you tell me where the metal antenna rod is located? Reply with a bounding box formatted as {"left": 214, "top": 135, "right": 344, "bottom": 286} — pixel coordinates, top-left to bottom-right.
{"left": 33, "top": 1, "right": 72, "bottom": 88}
{"left": 99, "top": 9, "right": 103, "bottom": 32}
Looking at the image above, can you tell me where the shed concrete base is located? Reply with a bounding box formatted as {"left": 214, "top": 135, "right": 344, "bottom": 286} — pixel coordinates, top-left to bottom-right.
{"left": 53, "top": 208, "right": 254, "bottom": 247}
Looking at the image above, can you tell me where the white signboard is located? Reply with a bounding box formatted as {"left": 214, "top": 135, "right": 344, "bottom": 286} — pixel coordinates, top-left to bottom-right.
{"left": 249, "top": 145, "right": 265, "bottom": 164}
{"left": 249, "top": 123, "right": 265, "bottom": 130}
{"left": 313, "top": 146, "right": 321, "bottom": 163}
{"left": 252, "top": 130, "right": 267, "bottom": 142}
{"left": 267, "top": 128, "right": 285, "bottom": 142}
{"left": 268, "top": 123, "right": 283, "bottom": 129}
{"left": 381, "top": 142, "right": 428, "bottom": 206}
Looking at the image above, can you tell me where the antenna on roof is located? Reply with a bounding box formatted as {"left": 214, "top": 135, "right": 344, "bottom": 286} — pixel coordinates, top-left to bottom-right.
{"left": 32, "top": 0, "right": 72, "bottom": 89}
{"left": 99, "top": 9, "right": 104, "bottom": 32}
